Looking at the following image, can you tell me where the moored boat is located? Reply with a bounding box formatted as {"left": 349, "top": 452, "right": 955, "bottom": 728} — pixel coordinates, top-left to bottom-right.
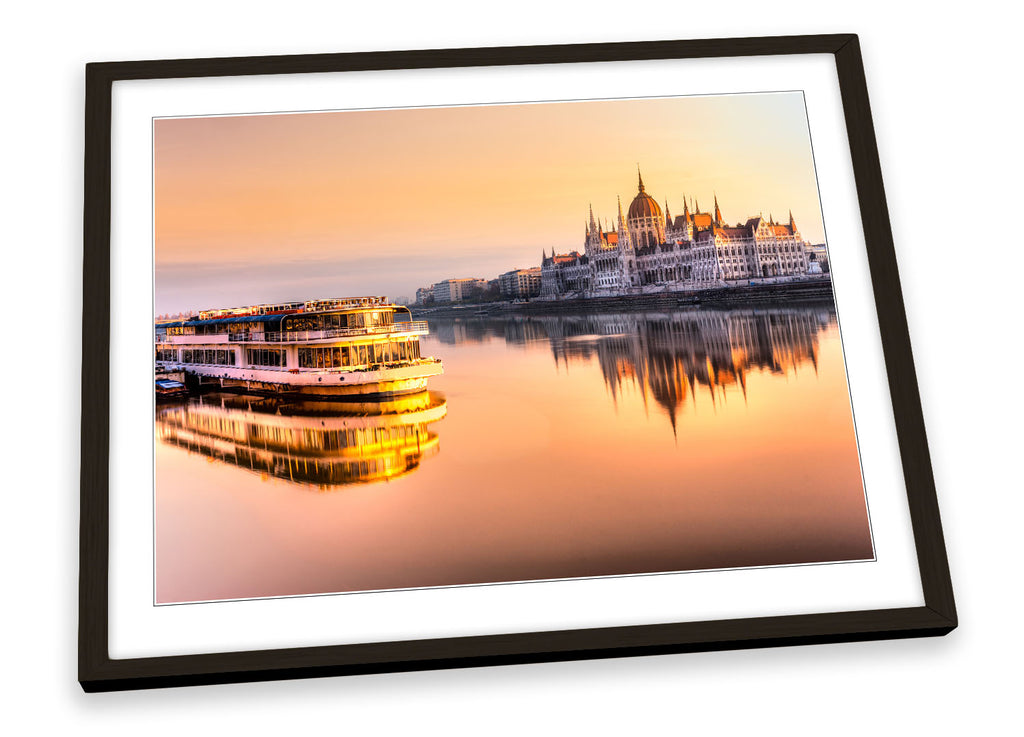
{"left": 155, "top": 378, "right": 188, "bottom": 399}
{"left": 155, "top": 296, "right": 442, "bottom": 398}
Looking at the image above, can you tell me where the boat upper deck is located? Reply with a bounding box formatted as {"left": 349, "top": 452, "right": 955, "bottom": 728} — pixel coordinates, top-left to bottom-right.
{"left": 156, "top": 296, "right": 427, "bottom": 345}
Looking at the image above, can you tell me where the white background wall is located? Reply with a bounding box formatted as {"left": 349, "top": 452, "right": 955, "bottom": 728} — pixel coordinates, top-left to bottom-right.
{"left": 2, "top": 1, "right": 1019, "bottom": 733}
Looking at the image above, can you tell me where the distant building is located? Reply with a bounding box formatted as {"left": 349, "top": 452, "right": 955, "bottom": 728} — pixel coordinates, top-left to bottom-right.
{"left": 499, "top": 268, "right": 542, "bottom": 298}
{"left": 541, "top": 169, "right": 813, "bottom": 298}
{"left": 415, "top": 286, "right": 434, "bottom": 305}
{"left": 433, "top": 278, "right": 488, "bottom": 304}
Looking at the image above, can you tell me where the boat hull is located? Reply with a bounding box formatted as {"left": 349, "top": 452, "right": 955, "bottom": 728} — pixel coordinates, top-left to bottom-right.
{"left": 165, "top": 359, "right": 444, "bottom": 399}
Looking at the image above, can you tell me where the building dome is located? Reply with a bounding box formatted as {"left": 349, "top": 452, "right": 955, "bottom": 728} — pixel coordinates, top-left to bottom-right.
{"left": 627, "top": 170, "right": 663, "bottom": 220}
{"left": 628, "top": 191, "right": 662, "bottom": 220}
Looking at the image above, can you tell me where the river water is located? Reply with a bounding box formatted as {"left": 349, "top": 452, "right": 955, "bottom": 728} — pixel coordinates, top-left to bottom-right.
{"left": 155, "top": 305, "right": 873, "bottom": 604}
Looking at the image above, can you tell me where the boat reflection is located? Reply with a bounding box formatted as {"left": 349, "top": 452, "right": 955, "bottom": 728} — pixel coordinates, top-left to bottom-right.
{"left": 157, "top": 391, "right": 447, "bottom": 490}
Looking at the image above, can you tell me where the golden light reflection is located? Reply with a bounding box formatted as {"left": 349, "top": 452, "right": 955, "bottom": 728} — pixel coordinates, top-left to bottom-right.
{"left": 156, "top": 391, "right": 447, "bottom": 490}
{"left": 155, "top": 307, "right": 871, "bottom": 604}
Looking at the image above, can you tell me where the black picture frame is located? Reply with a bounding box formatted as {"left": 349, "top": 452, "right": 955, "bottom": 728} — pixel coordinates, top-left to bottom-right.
{"left": 80, "top": 33, "right": 956, "bottom": 692}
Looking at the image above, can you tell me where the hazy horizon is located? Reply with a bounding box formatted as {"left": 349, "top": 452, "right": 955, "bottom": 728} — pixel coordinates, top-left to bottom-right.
{"left": 155, "top": 92, "right": 827, "bottom": 315}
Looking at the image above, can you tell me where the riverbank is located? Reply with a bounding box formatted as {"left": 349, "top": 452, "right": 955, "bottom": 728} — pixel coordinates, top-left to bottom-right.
{"left": 412, "top": 277, "right": 835, "bottom": 318}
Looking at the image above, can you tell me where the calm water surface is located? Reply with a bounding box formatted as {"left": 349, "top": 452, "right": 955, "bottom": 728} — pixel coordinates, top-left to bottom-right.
{"left": 155, "top": 306, "right": 873, "bottom": 604}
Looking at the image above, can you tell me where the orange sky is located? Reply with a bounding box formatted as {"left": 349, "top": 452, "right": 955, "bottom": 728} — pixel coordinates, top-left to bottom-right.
{"left": 155, "top": 92, "right": 826, "bottom": 314}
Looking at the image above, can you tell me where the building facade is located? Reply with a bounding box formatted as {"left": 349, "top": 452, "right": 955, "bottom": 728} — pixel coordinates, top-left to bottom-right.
{"left": 499, "top": 268, "right": 542, "bottom": 298}
{"left": 432, "top": 278, "right": 488, "bottom": 304}
{"left": 541, "top": 170, "right": 812, "bottom": 298}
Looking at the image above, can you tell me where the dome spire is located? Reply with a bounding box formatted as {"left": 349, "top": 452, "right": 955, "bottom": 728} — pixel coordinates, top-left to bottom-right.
{"left": 637, "top": 165, "right": 645, "bottom": 193}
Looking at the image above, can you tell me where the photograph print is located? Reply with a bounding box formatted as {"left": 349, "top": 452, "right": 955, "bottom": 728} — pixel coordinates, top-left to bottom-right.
{"left": 153, "top": 91, "right": 873, "bottom": 606}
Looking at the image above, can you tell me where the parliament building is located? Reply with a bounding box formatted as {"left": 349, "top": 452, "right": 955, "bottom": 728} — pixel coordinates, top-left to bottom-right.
{"left": 540, "top": 170, "right": 812, "bottom": 298}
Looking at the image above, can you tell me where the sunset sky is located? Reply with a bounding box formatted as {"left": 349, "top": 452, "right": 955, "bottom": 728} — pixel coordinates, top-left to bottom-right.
{"left": 155, "top": 92, "right": 826, "bottom": 314}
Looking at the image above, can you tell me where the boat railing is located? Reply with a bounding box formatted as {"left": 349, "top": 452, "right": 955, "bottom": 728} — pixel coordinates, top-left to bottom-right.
{"left": 227, "top": 321, "right": 429, "bottom": 343}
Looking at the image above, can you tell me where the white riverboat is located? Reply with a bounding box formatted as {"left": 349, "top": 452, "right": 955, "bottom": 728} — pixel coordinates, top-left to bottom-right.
{"left": 155, "top": 296, "right": 442, "bottom": 398}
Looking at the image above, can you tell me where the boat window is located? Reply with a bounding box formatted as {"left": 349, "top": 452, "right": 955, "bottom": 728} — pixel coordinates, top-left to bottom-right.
{"left": 178, "top": 348, "right": 236, "bottom": 365}
{"left": 286, "top": 316, "right": 317, "bottom": 332}
{"left": 246, "top": 348, "right": 284, "bottom": 367}
{"left": 297, "top": 346, "right": 354, "bottom": 369}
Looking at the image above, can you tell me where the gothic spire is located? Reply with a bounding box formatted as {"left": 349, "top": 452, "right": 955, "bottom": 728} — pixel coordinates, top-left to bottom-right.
{"left": 617, "top": 195, "right": 632, "bottom": 249}
{"left": 589, "top": 203, "right": 597, "bottom": 235}
{"left": 788, "top": 209, "right": 797, "bottom": 231}
{"left": 714, "top": 193, "right": 723, "bottom": 225}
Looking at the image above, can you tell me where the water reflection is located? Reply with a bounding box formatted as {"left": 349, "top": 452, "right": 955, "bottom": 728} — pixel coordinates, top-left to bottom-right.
{"left": 157, "top": 391, "right": 447, "bottom": 489}
{"left": 156, "top": 306, "right": 873, "bottom": 604}
{"left": 429, "top": 307, "right": 831, "bottom": 431}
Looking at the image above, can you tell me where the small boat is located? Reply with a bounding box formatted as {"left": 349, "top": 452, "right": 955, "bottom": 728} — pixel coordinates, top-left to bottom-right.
{"left": 155, "top": 378, "right": 188, "bottom": 399}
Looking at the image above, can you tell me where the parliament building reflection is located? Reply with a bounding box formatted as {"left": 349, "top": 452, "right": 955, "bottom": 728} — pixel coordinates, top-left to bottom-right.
{"left": 157, "top": 391, "right": 447, "bottom": 489}
{"left": 430, "top": 307, "right": 832, "bottom": 430}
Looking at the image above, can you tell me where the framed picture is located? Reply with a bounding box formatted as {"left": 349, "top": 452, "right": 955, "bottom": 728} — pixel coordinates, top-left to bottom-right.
{"left": 80, "top": 34, "right": 956, "bottom": 692}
